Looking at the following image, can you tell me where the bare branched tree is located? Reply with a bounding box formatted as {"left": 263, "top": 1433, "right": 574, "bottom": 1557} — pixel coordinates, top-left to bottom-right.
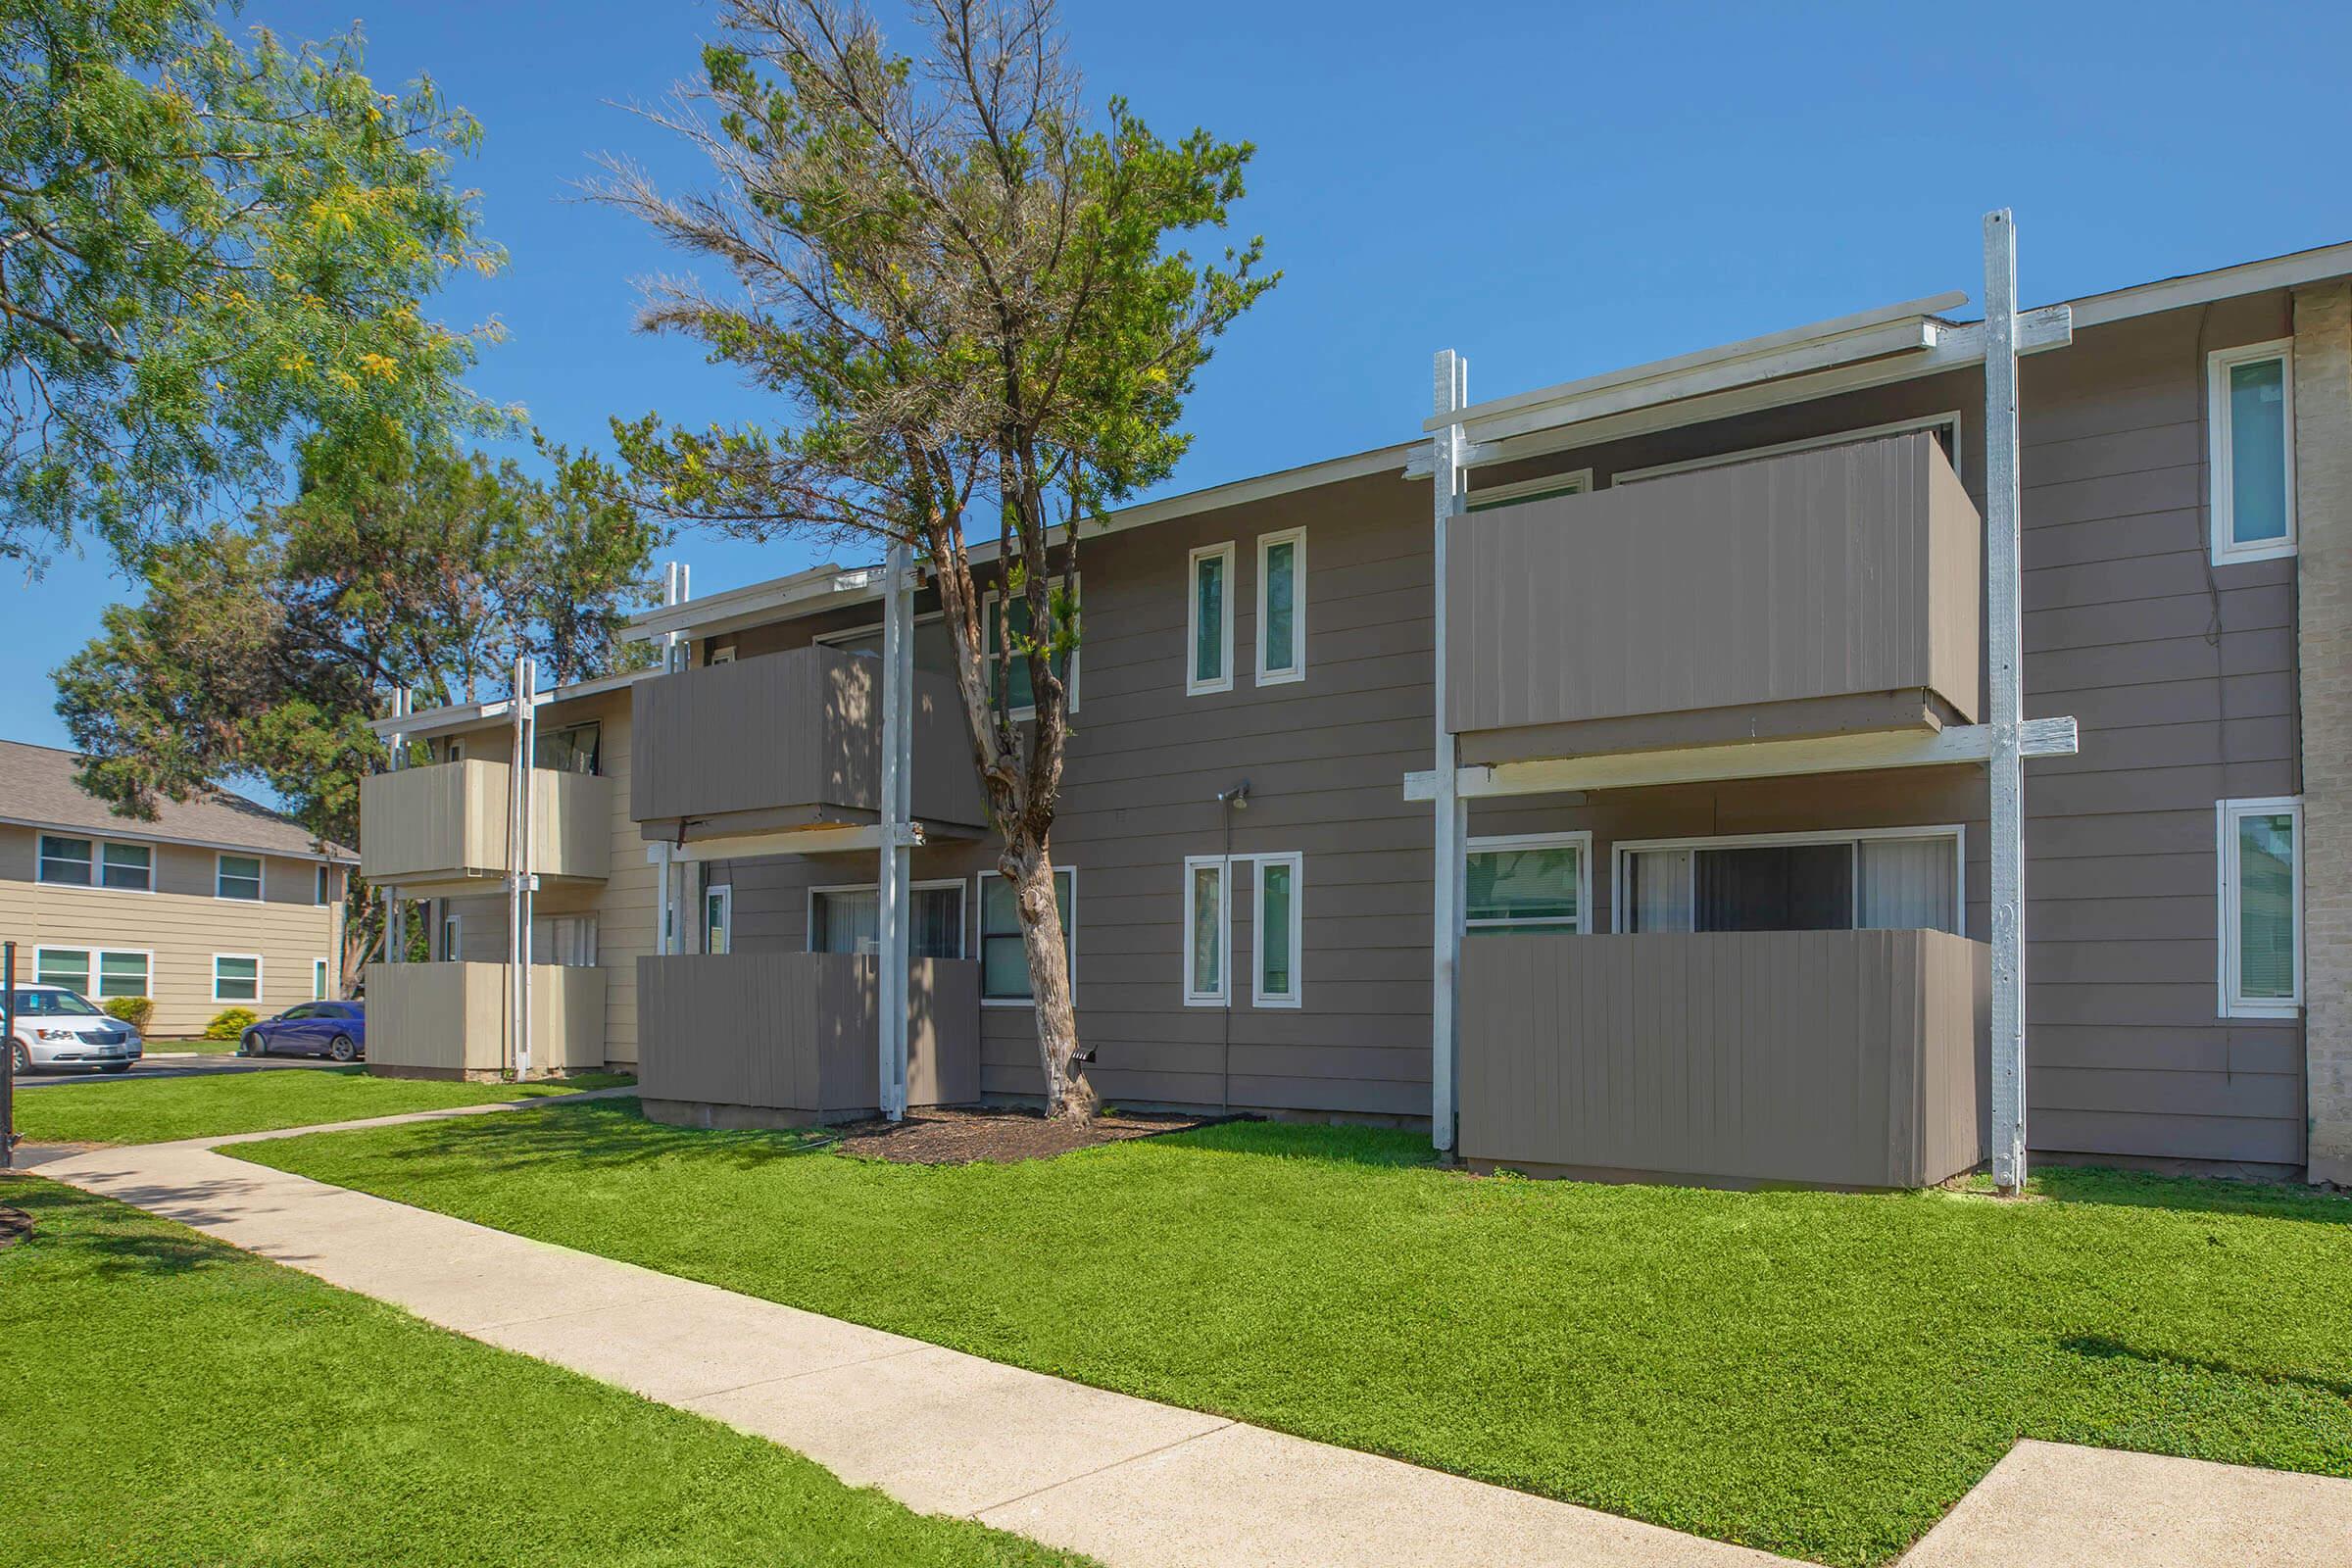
{"left": 600, "top": 0, "right": 1274, "bottom": 1118}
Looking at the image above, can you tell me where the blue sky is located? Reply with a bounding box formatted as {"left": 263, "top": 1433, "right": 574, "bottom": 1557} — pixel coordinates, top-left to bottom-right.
{"left": 6, "top": 0, "right": 2348, "bottom": 759}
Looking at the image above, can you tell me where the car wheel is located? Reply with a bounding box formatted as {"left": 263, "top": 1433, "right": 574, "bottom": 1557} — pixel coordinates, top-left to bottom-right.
{"left": 242, "top": 1031, "right": 267, "bottom": 1058}
{"left": 8, "top": 1039, "right": 28, "bottom": 1076}
{"left": 328, "top": 1034, "right": 357, "bottom": 1063}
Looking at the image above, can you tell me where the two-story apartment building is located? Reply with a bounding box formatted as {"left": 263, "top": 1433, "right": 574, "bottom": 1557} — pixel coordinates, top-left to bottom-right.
{"left": 0, "top": 740, "right": 353, "bottom": 1034}
{"left": 361, "top": 224, "right": 2352, "bottom": 1188}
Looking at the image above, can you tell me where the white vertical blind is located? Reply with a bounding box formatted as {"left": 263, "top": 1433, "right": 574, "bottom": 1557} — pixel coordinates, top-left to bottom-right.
{"left": 1856, "top": 838, "right": 1959, "bottom": 932}
{"left": 1628, "top": 848, "right": 1693, "bottom": 932}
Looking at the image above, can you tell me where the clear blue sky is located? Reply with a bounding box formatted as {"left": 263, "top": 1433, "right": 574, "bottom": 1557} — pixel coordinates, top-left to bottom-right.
{"left": 5, "top": 0, "right": 2347, "bottom": 757}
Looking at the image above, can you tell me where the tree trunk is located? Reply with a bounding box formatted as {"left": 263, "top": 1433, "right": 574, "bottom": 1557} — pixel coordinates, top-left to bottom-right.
{"left": 1007, "top": 837, "right": 1094, "bottom": 1121}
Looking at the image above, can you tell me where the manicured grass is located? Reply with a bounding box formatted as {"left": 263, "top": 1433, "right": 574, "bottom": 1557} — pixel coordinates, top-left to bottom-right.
{"left": 240, "top": 1105, "right": 2352, "bottom": 1566}
{"left": 12, "top": 1066, "right": 634, "bottom": 1146}
{"left": 0, "top": 1174, "right": 1086, "bottom": 1567}
{"left": 146, "top": 1035, "right": 241, "bottom": 1054}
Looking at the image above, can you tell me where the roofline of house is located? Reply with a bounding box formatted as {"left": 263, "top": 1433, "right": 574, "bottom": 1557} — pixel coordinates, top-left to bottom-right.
{"left": 405, "top": 233, "right": 2315, "bottom": 684}
{"left": 0, "top": 813, "right": 356, "bottom": 866}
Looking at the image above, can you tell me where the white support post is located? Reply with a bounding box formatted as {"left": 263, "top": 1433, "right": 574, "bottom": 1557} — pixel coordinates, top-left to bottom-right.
{"left": 876, "top": 540, "right": 915, "bottom": 1121}
{"left": 386, "top": 686, "right": 410, "bottom": 964}
{"left": 508, "top": 658, "right": 539, "bottom": 1078}
{"left": 1430, "top": 350, "right": 1470, "bottom": 1155}
{"left": 653, "top": 561, "right": 690, "bottom": 956}
{"left": 1984, "top": 211, "right": 2029, "bottom": 1193}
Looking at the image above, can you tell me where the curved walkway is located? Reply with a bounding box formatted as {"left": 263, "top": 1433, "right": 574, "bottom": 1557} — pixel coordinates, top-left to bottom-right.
{"left": 33, "top": 1099, "right": 2352, "bottom": 1568}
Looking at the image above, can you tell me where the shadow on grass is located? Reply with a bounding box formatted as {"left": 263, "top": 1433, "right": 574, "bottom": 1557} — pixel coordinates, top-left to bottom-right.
{"left": 2061, "top": 1334, "right": 2352, "bottom": 1400}
{"left": 0, "top": 1177, "right": 227, "bottom": 1281}
{"left": 2031, "top": 1164, "right": 2352, "bottom": 1224}
{"left": 269, "top": 1098, "right": 835, "bottom": 1178}
{"left": 1119, "top": 1117, "right": 1438, "bottom": 1170}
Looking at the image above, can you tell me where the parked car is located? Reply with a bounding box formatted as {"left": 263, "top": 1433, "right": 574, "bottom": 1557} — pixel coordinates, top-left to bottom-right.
{"left": 238, "top": 1001, "right": 367, "bottom": 1062}
{"left": 6, "top": 985, "right": 143, "bottom": 1074}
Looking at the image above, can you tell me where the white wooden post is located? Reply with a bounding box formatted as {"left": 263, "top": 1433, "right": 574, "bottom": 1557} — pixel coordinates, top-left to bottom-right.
{"left": 876, "top": 540, "right": 915, "bottom": 1121}
{"left": 1430, "top": 350, "right": 1470, "bottom": 1154}
{"left": 1984, "top": 211, "right": 2029, "bottom": 1192}
{"left": 386, "top": 686, "right": 410, "bottom": 964}
{"left": 653, "top": 561, "right": 689, "bottom": 956}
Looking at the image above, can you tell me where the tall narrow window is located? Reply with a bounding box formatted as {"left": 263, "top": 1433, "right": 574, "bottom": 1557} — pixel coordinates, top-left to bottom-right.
{"left": 704, "top": 884, "right": 733, "bottom": 956}
{"left": 2220, "top": 797, "right": 2301, "bottom": 1017}
{"left": 217, "top": 854, "right": 263, "bottom": 901}
{"left": 440, "top": 912, "right": 462, "bottom": 962}
{"left": 1187, "top": 543, "right": 1234, "bottom": 695}
{"left": 316, "top": 864, "right": 332, "bottom": 905}
{"left": 1255, "top": 528, "right": 1305, "bottom": 685}
{"left": 36, "top": 835, "right": 92, "bottom": 886}
{"left": 101, "top": 843, "right": 152, "bottom": 892}
{"left": 978, "top": 867, "right": 1075, "bottom": 1003}
{"left": 1467, "top": 834, "right": 1588, "bottom": 934}
{"left": 2209, "top": 341, "right": 2295, "bottom": 564}
{"left": 314, "top": 957, "right": 329, "bottom": 1000}
{"left": 213, "top": 955, "right": 260, "bottom": 1002}
{"left": 1253, "top": 853, "right": 1302, "bottom": 1007}
{"left": 986, "top": 579, "right": 1079, "bottom": 716}
{"left": 1183, "top": 856, "right": 1227, "bottom": 1004}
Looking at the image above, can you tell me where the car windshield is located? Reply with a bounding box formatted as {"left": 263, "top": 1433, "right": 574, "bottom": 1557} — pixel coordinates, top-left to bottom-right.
{"left": 13, "top": 989, "right": 104, "bottom": 1017}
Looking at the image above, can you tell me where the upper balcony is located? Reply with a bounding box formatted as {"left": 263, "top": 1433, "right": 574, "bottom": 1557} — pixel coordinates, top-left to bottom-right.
{"left": 359, "top": 760, "right": 612, "bottom": 897}
{"left": 1446, "top": 432, "right": 1983, "bottom": 766}
{"left": 631, "top": 644, "right": 987, "bottom": 848}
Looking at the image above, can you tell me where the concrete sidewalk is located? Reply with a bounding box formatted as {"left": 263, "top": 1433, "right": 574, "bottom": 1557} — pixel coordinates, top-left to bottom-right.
{"left": 33, "top": 1102, "right": 2352, "bottom": 1568}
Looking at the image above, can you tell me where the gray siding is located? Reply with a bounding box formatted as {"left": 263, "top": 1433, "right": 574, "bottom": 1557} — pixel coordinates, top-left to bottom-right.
{"left": 1461, "top": 928, "right": 1985, "bottom": 1188}
{"left": 685, "top": 293, "right": 2305, "bottom": 1164}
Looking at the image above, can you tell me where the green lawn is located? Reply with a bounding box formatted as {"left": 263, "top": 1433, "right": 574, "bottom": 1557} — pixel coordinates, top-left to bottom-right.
{"left": 145, "top": 1035, "right": 240, "bottom": 1054}
{"left": 0, "top": 1175, "right": 1084, "bottom": 1567}
{"left": 13, "top": 1066, "right": 634, "bottom": 1146}
{"left": 237, "top": 1104, "right": 2352, "bottom": 1567}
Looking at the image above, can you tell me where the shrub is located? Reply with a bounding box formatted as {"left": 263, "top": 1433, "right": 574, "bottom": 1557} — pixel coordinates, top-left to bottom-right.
{"left": 205, "top": 1007, "right": 259, "bottom": 1041}
{"left": 102, "top": 996, "right": 154, "bottom": 1030}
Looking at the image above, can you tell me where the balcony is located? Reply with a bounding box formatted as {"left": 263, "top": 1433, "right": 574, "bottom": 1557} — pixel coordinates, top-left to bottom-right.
{"left": 636, "top": 952, "right": 980, "bottom": 1127}
{"left": 631, "top": 646, "right": 987, "bottom": 849}
{"left": 1459, "top": 928, "right": 1986, "bottom": 1188}
{"left": 360, "top": 760, "right": 612, "bottom": 897}
{"left": 1446, "top": 432, "right": 1983, "bottom": 765}
{"left": 363, "top": 961, "right": 609, "bottom": 1081}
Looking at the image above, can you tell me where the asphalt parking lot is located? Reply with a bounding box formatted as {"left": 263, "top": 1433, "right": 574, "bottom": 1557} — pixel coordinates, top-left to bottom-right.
{"left": 11, "top": 1053, "right": 341, "bottom": 1089}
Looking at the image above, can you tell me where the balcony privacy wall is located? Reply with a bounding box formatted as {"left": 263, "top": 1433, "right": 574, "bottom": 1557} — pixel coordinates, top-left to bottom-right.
{"left": 359, "top": 761, "right": 612, "bottom": 892}
{"left": 363, "top": 960, "right": 608, "bottom": 1079}
{"left": 630, "top": 646, "right": 986, "bottom": 835}
{"left": 1445, "top": 432, "right": 1984, "bottom": 760}
{"left": 636, "top": 952, "right": 980, "bottom": 1125}
{"left": 1459, "top": 928, "right": 1987, "bottom": 1188}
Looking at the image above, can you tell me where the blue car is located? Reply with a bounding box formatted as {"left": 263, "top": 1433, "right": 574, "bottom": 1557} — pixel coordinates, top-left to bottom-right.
{"left": 239, "top": 1000, "right": 367, "bottom": 1062}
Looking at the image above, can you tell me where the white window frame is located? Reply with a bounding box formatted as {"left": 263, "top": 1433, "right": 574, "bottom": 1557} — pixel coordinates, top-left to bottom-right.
{"left": 212, "top": 953, "right": 263, "bottom": 1004}
{"left": 2207, "top": 339, "right": 2296, "bottom": 565}
{"left": 99, "top": 841, "right": 154, "bottom": 893}
{"left": 316, "top": 864, "right": 331, "bottom": 906}
{"left": 975, "top": 865, "right": 1078, "bottom": 1007}
{"left": 32, "top": 946, "right": 92, "bottom": 995}
{"left": 313, "top": 957, "right": 329, "bottom": 1000}
{"left": 982, "top": 575, "right": 1081, "bottom": 721}
{"left": 704, "top": 883, "right": 734, "bottom": 956}
{"left": 1253, "top": 528, "right": 1306, "bottom": 686}
{"left": 92, "top": 948, "right": 154, "bottom": 1002}
{"left": 1186, "top": 542, "right": 1235, "bottom": 696}
{"left": 440, "top": 911, "right": 463, "bottom": 962}
{"left": 804, "top": 878, "right": 968, "bottom": 957}
{"left": 1609, "top": 825, "right": 1965, "bottom": 934}
{"left": 216, "top": 852, "right": 264, "bottom": 902}
{"left": 1466, "top": 831, "right": 1593, "bottom": 934}
{"left": 708, "top": 644, "right": 739, "bottom": 665}
{"left": 1250, "top": 851, "right": 1304, "bottom": 1008}
{"left": 1182, "top": 855, "right": 1230, "bottom": 1006}
{"left": 2217, "top": 795, "right": 2302, "bottom": 1019}
{"left": 1464, "top": 467, "right": 1594, "bottom": 511}
{"left": 34, "top": 834, "right": 93, "bottom": 887}
{"left": 1614, "top": 412, "right": 1964, "bottom": 486}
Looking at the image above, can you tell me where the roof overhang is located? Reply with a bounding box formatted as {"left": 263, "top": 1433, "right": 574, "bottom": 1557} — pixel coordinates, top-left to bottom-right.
{"left": 0, "top": 814, "right": 356, "bottom": 865}
{"left": 369, "top": 665, "right": 660, "bottom": 742}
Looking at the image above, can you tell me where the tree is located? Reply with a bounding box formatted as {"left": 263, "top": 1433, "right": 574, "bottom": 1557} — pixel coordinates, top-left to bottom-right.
{"left": 1, "top": 0, "right": 504, "bottom": 565}
{"left": 601, "top": 0, "right": 1273, "bottom": 1119}
{"left": 55, "top": 437, "right": 665, "bottom": 986}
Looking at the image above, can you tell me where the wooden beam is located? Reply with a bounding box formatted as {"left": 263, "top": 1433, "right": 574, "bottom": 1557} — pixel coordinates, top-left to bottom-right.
{"left": 1402, "top": 717, "right": 2077, "bottom": 801}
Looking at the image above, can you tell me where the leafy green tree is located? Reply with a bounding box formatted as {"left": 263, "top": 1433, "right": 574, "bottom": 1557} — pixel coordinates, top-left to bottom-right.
{"left": 55, "top": 438, "right": 665, "bottom": 985}
{"left": 1, "top": 0, "right": 504, "bottom": 564}
{"left": 601, "top": 0, "right": 1273, "bottom": 1119}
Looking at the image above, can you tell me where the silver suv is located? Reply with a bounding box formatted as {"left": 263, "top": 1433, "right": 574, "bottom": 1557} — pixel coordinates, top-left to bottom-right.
{"left": 6, "top": 985, "right": 144, "bottom": 1073}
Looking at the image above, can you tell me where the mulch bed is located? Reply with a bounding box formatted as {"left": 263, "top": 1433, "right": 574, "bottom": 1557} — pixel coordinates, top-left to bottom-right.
{"left": 0, "top": 1204, "right": 31, "bottom": 1250}
{"left": 828, "top": 1106, "right": 1215, "bottom": 1165}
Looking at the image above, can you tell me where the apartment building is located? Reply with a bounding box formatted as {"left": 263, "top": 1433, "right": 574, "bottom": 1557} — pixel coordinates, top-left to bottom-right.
{"left": 361, "top": 224, "right": 2352, "bottom": 1187}
{"left": 0, "top": 741, "right": 353, "bottom": 1033}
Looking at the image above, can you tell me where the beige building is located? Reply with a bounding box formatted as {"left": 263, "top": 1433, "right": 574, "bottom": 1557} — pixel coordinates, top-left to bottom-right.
{"left": 0, "top": 741, "right": 353, "bottom": 1034}
{"left": 361, "top": 226, "right": 2352, "bottom": 1187}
